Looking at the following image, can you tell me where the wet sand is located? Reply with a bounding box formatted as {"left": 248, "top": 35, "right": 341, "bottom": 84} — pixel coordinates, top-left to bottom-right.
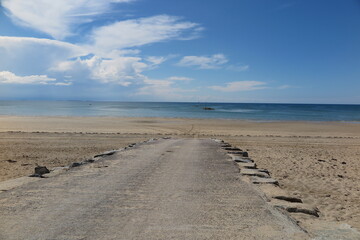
{"left": 0, "top": 116, "right": 359, "bottom": 229}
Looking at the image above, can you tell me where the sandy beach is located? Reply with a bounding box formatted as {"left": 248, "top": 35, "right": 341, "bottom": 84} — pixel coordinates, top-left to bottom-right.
{"left": 0, "top": 116, "right": 359, "bottom": 230}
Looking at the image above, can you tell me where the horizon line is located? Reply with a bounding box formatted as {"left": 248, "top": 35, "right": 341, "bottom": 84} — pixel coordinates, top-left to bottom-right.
{"left": 0, "top": 99, "right": 359, "bottom": 106}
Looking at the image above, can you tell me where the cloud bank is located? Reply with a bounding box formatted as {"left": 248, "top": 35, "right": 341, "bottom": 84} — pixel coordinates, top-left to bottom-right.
{"left": 178, "top": 54, "right": 228, "bottom": 69}
{"left": 209, "top": 81, "right": 267, "bottom": 92}
{"left": 0, "top": 71, "right": 70, "bottom": 85}
{"left": 2, "top": 0, "right": 136, "bottom": 39}
{"left": 0, "top": 9, "right": 202, "bottom": 87}
{"left": 90, "top": 15, "right": 202, "bottom": 52}
{"left": 0, "top": 0, "right": 262, "bottom": 101}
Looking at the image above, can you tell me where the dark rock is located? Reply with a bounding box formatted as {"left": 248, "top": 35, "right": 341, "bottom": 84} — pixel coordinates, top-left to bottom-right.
{"left": 341, "top": 161, "right": 347, "bottom": 165}
{"left": 224, "top": 147, "right": 241, "bottom": 151}
{"left": 29, "top": 174, "right": 46, "bottom": 178}
{"left": 235, "top": 159, "right": 253, "bottom": 163}
{"left": 233, "top": 156, "right": 254, "bottom": 163}
{"left": 240, "top": 169, "right": 270, "bottom": 178}
{"left": 258, "top": 169, "right": 270, "bottom": 174}
{"left": 237, "top": 162, "right": 257, "bottom": 169}
{"left": 227, "top": 151, "right": 243, "bottom": 155}
{"left": 274, "top": 196, "right": 303, "bottom": 203}
{"left": 221, "top": 144, "right": 231, "bottom": 148}
{"left": 242, "top": 152, "right": 249, "bottom": 157}
{"left": 71, "top": 162, "right": 82, "bottom": 168}
{"left": 34, "top": 166, "right": 50, "bottom": 175}
{"left": 203, "top": 107, "right": 215, "bottom": 110}
{"left": 285, "top": 207, "right": 319, "bottom": 217}
{"left": 338, "top": 175, "right": 344, "bottom": 178}
{"left": 93, "top": 165, "right": 108, "bottom": 168}
{"left": 252, "top": 177, "right": 279, "bottom": 185}
{"left": 94, "top": 150, "right": 116, "bottom": 158}
{"left": 5, "top": 159, "right": 17, "bottom": 163}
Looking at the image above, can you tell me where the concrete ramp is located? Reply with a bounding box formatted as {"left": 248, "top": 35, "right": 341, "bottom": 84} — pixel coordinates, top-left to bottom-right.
{"left": 0, "top": 138, "right": 307, "bottom": 240}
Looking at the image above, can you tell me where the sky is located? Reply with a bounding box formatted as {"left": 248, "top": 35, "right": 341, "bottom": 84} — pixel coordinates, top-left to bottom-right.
{"left": 0, "top": 0, "right": 359, "bottom": 103}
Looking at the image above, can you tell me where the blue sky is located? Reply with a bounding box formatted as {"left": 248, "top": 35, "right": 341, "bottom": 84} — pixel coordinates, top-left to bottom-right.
{"left": 0, "top": 0, "right": 359, "bottom": 103}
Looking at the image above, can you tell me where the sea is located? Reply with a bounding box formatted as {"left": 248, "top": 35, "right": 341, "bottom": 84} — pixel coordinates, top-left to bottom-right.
{"left": 0, "top": 101, "right": 359, "bottom": 122}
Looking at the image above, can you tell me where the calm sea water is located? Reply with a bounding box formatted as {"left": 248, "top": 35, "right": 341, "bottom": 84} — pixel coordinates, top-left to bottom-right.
{"left": 0, "top": 101, "right": 359, "bottom": 122}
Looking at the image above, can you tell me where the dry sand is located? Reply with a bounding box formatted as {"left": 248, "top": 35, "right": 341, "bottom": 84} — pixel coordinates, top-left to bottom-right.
{"left": 0, "top": 116, "right": 359, "bottom": 230}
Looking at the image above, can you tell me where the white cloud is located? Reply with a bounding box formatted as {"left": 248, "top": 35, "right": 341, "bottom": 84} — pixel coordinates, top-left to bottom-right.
{"left": 0, "top": 37, "right": 84, "bottom": 76}
{"left": 146, "top": 56, "right": 167, "bottom": 66}
{"left": 0, "top": 5, "right": 202, "bottom": 89}
{"left": 227, "top": 64, "right": 250, "bottom": 72}
{"left": 144, "top": 56, "right": 168, "bottom": 70}
{"left": 0, "top": 71, "right": 56, "bottom": 84}
{"left": 52, "top": 55, "right": 149, "bottom": 86}
{"left": 178, "top": 54, "right": 228, "bottom": 69}
{"left": 0, "top": 36, "right": 80, "bottom": 52}
{"left": 2, "top": 0, "right": 135, "bottom": 39}
{"left": 167, "top": 76, "right": 193, "bottom": 81}
{"left": 0, "top": 29, "right": 191, "bottom": 87}
{"left": 89, "top": 15, "right": 202, "bottom": 52}
{"left": 53, "top": 82, "right": 73, "bottom": 86}
{"left": 209, "top": 81, "right": 267, "bottom": 92}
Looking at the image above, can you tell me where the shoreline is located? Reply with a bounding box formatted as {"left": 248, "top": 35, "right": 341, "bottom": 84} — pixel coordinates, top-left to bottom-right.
{"left": 1, "top": 114, "right": 360, "bottom": 124}
{"left": 0, "top": 115, "right": 359, "bottom": 138}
